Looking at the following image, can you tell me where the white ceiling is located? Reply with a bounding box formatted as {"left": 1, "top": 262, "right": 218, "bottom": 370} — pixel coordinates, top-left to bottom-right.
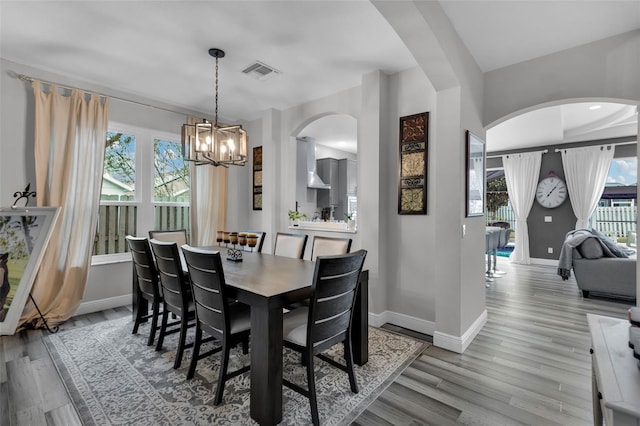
{"left": 1, "top": 1, "right": 638, "bottom": 152}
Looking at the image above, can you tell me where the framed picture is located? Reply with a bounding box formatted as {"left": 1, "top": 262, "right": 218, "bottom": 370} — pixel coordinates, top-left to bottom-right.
{"left": 465, "top": 131, "right": 486, "bottom": 217}
{"left": 0, "top": 207, "right": 59, "bottom": 335}
{"left": 253, "top": 146, "right": 262, "bottom": 210}
{"left": 398, "top": 112, "right": 428, "bottom": 215}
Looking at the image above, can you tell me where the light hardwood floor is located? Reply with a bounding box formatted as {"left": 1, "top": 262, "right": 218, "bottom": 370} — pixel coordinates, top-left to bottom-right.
{"left": 359, "top": 261, "right": 633, "bottom": 426}
{"left": 1, "top": 261, "right": 634, "bottom": 425}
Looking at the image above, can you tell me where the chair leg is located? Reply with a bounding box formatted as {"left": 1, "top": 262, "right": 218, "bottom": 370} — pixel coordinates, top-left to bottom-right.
{"left": 147, "top": 299, "right": 160, "bottom": 346}
{"left": 155, "top": 308, "right": 169, "bottom": 351}
{"left": 306, "top": 352, "right": 319, "bottom": 426}
{"left": 214, "top": 340, "right": 231, "bottom": 406}
{"left": 174, "top": 314, "right": 189, "bottom": 369}
{"left": 187, "top": 324, "right": 202, "bottom": 380}
{"left": 132, "top": 293, "right": 145, "bottom": 335}
{"left": 344, "top": 340, "right": 359, "bottom": 394}
{"left": 241, "top": 335, "right": 249, "bottom": 355}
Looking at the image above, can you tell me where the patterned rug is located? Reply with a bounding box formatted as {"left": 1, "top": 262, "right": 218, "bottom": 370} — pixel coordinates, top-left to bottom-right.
{"left": 43, "top": 316, "right": 428, "bottom": 425}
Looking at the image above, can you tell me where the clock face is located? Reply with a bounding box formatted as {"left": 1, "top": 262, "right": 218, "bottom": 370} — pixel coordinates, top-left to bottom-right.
{"left": 536, "top": 176, "right": 567, "bottom": 208}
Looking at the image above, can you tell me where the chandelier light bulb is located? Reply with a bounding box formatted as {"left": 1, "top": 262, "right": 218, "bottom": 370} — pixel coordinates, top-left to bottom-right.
{"left": 228, "top": 139, "right": 235, "bottom": 152}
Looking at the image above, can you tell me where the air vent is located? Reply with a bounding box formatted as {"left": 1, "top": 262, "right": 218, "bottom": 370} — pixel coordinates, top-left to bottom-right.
{"left": 242, "top": 61, "right": 280, "bottom": 81}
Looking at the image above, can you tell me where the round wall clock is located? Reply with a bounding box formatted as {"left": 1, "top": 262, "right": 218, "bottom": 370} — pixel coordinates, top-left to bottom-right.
{"left": 535, "top": 175, "right": 567, "bottom": 208}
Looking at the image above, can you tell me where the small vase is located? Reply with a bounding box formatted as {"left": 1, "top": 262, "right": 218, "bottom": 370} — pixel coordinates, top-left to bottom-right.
{"left": 347, "top": 219, "right": 355, "bottom": 231}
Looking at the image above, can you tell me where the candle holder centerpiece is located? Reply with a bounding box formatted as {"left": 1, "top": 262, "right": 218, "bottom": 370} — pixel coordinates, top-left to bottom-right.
{"left": 227, "top": 231, "right": 243, "bottom": 262}
{"left": 246, "top": 233, "right": 258, "bottom": 252}
{"left": 216, "top": 230, "right": 224, "bottom": 246}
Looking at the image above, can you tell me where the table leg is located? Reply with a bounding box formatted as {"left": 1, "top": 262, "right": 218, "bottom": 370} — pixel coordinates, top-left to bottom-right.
{"left": 352, "top": 270, "right": 369, "bottom": 366}
{"left": 592, "top": 366, "right": 603, "bottom": 426}
{"left": 250, "top": 303, "right": 283, "bottom": 425}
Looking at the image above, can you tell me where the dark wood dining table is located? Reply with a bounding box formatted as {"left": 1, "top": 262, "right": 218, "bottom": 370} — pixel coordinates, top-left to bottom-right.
{"left": 132, "top": 247, "right": 369, "bottom": 426}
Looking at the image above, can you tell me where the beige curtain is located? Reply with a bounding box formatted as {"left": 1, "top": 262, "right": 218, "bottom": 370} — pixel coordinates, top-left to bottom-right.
{"left": 187, "top": 116, "right": 228, "bottom": 246}
{"left": 19, "top": 81, "right": 109, "bottom": 329}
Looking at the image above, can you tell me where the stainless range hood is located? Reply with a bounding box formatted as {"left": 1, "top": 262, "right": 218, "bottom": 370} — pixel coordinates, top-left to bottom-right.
{"left": 299, "top": 137, "right": 331, "bottom": 189}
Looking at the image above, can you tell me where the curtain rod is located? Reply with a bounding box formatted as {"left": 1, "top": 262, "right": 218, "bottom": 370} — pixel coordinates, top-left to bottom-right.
{"left": 486, "top": 149, "right": 548, "bottom": 159}
{"left": 554, "top": 141, "right": 637, "bottom": 153}
{"left": 17, "top": 74, "right": 189, "bottom": 117}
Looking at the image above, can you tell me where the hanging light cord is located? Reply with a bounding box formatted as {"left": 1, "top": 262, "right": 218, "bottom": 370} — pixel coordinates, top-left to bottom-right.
{"left": 214, "top": 55, "right": 219, "bottom": 127}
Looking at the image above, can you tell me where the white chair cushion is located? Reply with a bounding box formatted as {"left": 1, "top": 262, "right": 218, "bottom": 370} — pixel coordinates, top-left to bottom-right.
{"left": 312, "top": 239, "right": 349, "bottom": 261}
{"left": 283, "top": 307, "right": 308, "bottom": 346}
{"left": 275, "top": 235, "right": 305, "bottom": 258}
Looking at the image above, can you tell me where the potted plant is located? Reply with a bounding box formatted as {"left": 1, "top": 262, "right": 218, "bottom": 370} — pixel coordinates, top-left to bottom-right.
{"left": 288, "top": 210, "right": 307, "bottom": 226}
{"left": 345, "top": 213, "right": 356, "bottom": 231}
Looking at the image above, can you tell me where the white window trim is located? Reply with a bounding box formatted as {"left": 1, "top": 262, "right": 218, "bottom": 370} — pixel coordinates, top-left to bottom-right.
{"left": 93, "top": 122, "right": 185, "bottom": 260}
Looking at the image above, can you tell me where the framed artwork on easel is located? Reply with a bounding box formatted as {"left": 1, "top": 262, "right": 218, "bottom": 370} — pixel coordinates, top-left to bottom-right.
{"left": 0, "top": 206, "right": 59, "bottom": 335}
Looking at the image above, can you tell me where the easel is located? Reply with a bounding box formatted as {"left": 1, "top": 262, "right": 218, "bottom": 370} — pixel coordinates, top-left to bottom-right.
{"left": 13, "top": 184, "right": 59, "bottom": 334}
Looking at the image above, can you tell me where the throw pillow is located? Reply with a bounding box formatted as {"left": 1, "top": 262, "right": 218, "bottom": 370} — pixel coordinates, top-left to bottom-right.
{"left": 578, "top": 238, "right": 603, "bottom": 259}
{"left": 591, "top": 228, "right": 629, "bottom": 258}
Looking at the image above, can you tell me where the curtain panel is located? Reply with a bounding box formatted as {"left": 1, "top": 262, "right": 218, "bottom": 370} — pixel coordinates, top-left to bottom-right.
{"left": 502, "top": 151, "right": 543, "bottom": 265}
{"left": 187, "top": 116, "right": 228, "bottom": 247}
{"left": 20, "top": 81, "right": 109, "bottom": 329}
{"left": 560, "top": 145, "right": 614, "bottom": 230}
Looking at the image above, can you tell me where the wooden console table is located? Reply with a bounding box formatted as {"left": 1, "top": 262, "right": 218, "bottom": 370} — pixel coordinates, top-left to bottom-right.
{"left": 587, "top": 314, "right": 640, "bottom": 426}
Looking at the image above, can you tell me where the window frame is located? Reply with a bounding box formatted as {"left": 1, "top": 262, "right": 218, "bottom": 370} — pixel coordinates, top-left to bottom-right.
{"left": 92, "top": 122, "right": 187, "bottom": 263}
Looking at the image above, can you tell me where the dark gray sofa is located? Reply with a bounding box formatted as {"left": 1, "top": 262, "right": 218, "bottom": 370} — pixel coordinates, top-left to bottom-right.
{"left": 567, "top": 234, "right": 636, "bottom": 300}
{"left": 572, "top": 255, "right": 636, "bottom": 299}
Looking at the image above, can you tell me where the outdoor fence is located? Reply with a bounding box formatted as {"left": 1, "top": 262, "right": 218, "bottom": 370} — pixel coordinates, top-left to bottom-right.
{"left": 487, "top": 204, "right": 637, "bottom": 241}
{"left": 93, "top": 204, "right": 190, "bottom": 255}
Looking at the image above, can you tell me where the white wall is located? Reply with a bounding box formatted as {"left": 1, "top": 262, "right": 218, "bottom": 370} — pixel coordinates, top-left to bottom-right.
{"left": 484, "top": 30, "right": 640, "bottom": 127}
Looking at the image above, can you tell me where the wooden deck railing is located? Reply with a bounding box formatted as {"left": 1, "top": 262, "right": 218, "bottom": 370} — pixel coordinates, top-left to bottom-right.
{"left": 93, "top": 204, "right": 190, "bottom": 255}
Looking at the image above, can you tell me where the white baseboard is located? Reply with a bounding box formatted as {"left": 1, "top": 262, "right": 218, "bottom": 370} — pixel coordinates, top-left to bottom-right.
{"left": 529, "top": 257, "right": 558, "bottom": 266}
{"left": 433, "top": 309, "right": 488, "bottom": 354}
{"left": 369, "top": 310, "right": 435, "bottom": 335}
{"left": 74, "top": 294, "right": 132, "bottom": 316}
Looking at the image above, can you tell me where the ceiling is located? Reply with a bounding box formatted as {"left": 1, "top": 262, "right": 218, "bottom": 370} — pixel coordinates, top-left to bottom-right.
{"left": 1, "top": 1, "right": 638, "bottom": 152}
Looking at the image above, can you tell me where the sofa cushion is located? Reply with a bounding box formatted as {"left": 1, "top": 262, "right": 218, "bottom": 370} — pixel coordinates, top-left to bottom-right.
{"left": 591, "top": 228, "right": 629, "bottom": 258}
{"left": 578, "top": 238, "right": 603, "bottom": 259}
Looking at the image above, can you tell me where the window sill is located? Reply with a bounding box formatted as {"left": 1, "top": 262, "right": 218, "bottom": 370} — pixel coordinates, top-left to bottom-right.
{"left": 91, "top": 252, "right": 131, "bottom": 266}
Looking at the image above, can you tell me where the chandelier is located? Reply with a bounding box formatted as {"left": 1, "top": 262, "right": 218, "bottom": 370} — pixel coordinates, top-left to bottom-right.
{"left": 182, "top": 48, "right": 247, "bottom": 167}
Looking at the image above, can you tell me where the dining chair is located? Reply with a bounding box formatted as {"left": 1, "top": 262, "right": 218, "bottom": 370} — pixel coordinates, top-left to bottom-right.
{"left": 149, "top": 239, "right": 196, "bottom": 369}
{"left": 310, "top": 236, "right": 352, "bottom": 261}
{"left": 181, "top": 245, "right": 251, "bottom": 405}
{"left": 149, "top": 229, "right": 188, "bottom": 246}
{"left": 282, "top": 250, "right": 367, "bottom": 425}
{"left": 126, "top": 236, "right": 163, "bottom": 346}
{"left": 274, "top": 232, "right": 308, "bottom": 259}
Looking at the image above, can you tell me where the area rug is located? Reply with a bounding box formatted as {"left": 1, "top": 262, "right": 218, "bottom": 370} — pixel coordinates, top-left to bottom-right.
{"left": 43, "top": 316, "right": 427, "bottom": 425}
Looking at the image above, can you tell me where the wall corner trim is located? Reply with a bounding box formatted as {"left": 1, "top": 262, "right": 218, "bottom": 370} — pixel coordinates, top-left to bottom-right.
{"left": 433, "top": 309, "right": 488, "bottom": 354}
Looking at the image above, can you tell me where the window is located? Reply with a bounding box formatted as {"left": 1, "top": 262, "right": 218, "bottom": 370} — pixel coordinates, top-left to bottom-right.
{"left": 153, "top": 139, "right": 190, "bottom": 232}
{"left": 593, "top": 157, "right": 637, "bottom": 243}
{"left": 93, "top": 125, "right": 190, "bottom": 258}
